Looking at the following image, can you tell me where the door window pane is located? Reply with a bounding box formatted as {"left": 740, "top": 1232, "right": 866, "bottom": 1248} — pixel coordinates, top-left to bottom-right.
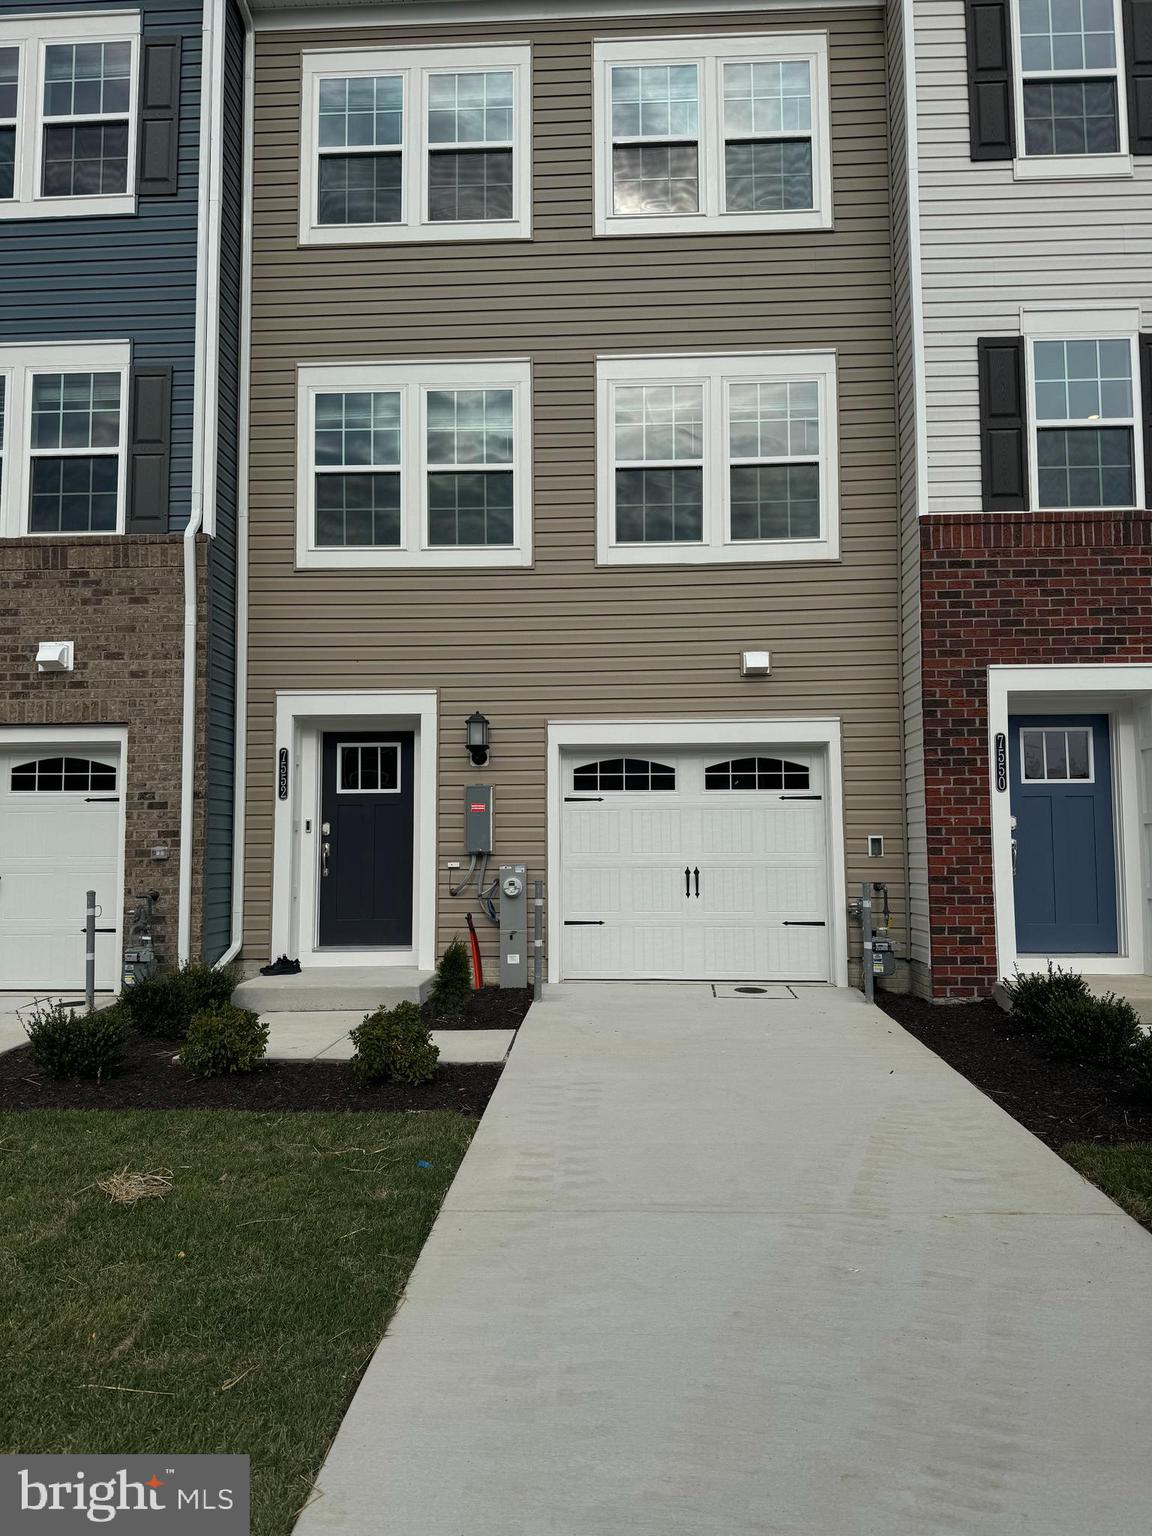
{"left": 1022, "top": 79, "right": 1119, "bottom": 156}
{"left": 572, "top": 757, "right": 676, "bottom": 791}
{"left": 705, "top": 756, "right": 810, "bottom": 790}
{"left": 11, "top": 756, "right": 116, "bottom": 792}
{"left": 1021, "top": 727, "right": 1094, "bottom": 781}
{"left": 338, "top": 742, "right": 400, "bottom": 793}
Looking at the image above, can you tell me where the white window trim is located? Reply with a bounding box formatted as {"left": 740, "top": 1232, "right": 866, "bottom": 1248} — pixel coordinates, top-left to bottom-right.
{"left": 0, "top": 10, "right": 140, "bottom": 220}
{"left": 299, "top": 42, "right": 532, "bottom": 246}
{"left": 1020, "top": 321, "right": 1145, "bottom": 515}
{"left": 0, "top": 340, "right": 131, "bottom": 538}
{"left": 1010, "top": 0, "right": 1132, "bottom": 180}
{"left": 296, "top": 357, "right": 533, "bottom": 570}
{"left": 596, "top": 349, "right": 839, "bottom": 567}
{"left": 592, "top": 31, "right": 832, "bottom": 238}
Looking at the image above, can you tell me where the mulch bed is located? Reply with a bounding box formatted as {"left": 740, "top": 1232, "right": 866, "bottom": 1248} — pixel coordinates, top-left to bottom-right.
{"left": 0, "top": 1033, "right": 502, "bottom": 1114}
{"left": 426, "top": 986, "right": 533, "bottom": 1031}
{"left": 876, "top": 991, "right": 1152, "bottom": 1151}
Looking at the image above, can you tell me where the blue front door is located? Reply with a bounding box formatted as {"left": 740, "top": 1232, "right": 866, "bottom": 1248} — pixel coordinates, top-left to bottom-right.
{"left": 1009, "top": 715, "right": 1118, "bottom": 955}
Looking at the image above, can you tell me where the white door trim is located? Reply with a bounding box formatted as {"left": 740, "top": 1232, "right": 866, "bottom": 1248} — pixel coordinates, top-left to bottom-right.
{"left": 546, "top": 716, "right": 848, "bottom": 986}
{"left": 0, "top": 724, "right": 127, "bottom": 991}
{"left": 988, "top": 665, "right": 1152, "bottom": 978}
{"left": 271, "top": 689, "right": 438, "bottom": 970}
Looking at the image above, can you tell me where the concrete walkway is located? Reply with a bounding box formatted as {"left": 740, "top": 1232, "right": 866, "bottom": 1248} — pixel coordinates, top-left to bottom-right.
{"left": 296, "top": 982, "right": 1152, "bottom": 1536}
{"left": 261, "top": 1011, "right": 514, "bottom": 1064}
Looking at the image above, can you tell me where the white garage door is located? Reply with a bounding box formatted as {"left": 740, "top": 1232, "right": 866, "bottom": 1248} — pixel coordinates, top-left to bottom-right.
{"left": 561, "top": 748, "right": 830, "bottom": 982}
{"left": 0, "top": 749, "right": 121, "bottom": 990}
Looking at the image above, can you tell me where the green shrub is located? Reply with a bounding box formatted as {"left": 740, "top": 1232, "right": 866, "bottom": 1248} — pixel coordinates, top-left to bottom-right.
{"left": 121, "top": 961, "right": 240, "bottom": 1040}
{"left": 1123, "top": 1031, "right": 1152, "bottom": 1100}
{"left": 429, "top": 938, "right": 472, "bottom": 1016}
{"left": 351, "top": 1000, "right": 439, "bottom": 1086}
{"left": 24, "top": 1002, "right": 126, "bottom": 1081}
{"left": 178, "top": 1003, "right": 268, "bottom": 1077}
{"left": 1000, "top": 963, "right": 1089, "bottom": 1033}
{"left": 1041, "top": 991, "right": 1142, "bottom": 1066}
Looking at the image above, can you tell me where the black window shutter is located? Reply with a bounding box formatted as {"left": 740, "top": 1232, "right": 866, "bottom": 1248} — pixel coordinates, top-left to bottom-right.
{"left": 126, "top": 367, "right": 172, "bottom": 533}
{"left": 1125, "top": 1, "right": 1152, "bottom": 155}
{"left": 1140, "top": 335, "right": 1152, "bottom": 508}
{"left": 137, "top": 38, "right": 181, "bottom": 195}
{"left": 978, "top": 338, "right": 1029, "bottom": 511}
{"left": 965, "top": 1, "right": 1017, "bottom": 160}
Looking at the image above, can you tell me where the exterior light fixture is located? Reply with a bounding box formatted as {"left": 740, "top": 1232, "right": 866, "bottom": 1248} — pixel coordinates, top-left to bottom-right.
{"left": 466, "top": 711, "right": 490, "bottom": 767}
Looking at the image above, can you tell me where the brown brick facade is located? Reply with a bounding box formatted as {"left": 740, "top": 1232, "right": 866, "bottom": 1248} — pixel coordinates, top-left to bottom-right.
{"left": 920, "top": 512, "right": 1152, "bottom": 998}
{"left": 0, "top": 534, "right": 207, "bottom": 965}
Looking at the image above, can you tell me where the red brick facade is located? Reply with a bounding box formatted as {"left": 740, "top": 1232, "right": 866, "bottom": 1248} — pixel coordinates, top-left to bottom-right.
{"left": 920, "top": 512, "right": 1152, "bottom": 998}
{"left": 0, "top": 535, "right": 207, "bottom": 964}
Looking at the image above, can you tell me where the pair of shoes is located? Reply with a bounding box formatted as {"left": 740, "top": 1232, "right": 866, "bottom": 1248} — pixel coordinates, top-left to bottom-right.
{"left": 260, "top": 955, "right": 301, "bottom": 976}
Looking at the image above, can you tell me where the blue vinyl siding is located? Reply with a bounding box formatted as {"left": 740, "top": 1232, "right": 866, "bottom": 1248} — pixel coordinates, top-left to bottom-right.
{"left": 0, "top": 0, "right": 201, "bottom": 531}
{"left": 201, "top": 0, "right": 244, "bottom": 962}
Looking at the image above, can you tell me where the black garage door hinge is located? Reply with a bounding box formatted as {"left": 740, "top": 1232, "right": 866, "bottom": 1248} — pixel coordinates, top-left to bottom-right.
{"left": 564, "top": 796, "right": 604, "bottom": 803}
{"left": 85, "top": 796, "right": 120, "bottom": 803}
{"left": 780, "top": 794, "right": 823, "bottom": 800}
{"left": 782, "top": 920, "right": 827, "bottom": 927}
{"left": 564, "top": 919, "right": 605, "bottom": 926}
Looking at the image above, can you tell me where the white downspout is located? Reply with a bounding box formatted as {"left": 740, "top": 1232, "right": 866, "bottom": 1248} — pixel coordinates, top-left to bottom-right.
{"left": 179, "top": 0, "right": 224, "bottom": 963}
{"left": 215, "top": 1, "right": 254, "bottom": 967}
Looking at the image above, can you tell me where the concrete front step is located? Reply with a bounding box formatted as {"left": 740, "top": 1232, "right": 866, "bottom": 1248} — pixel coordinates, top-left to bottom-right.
{"left": 233, "top": 966, "right": 433, "bottom": 1014}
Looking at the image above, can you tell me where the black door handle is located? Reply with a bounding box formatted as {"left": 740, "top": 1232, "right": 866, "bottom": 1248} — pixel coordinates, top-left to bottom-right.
{"left": 693, "top": 867, "right": 700, "bottom": 898}
{"left": 684, "top": 866, "right": 690, "bottom": 898}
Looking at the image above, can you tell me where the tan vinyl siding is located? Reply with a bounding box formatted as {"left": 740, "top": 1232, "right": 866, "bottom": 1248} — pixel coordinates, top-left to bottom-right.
{"left": 914, "top": 1, "right": 1152, "bottom": 517}
{"left": 245, "top": 5, "right": 905, "bottom": 972}
{"left": 886, "top": 0, "right": 929, "bottom": 977}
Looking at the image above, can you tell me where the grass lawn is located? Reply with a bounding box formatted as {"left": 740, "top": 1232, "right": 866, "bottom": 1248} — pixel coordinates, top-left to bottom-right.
{"left": 1062, "top": 1143, "right": 1152, "bottom": 1230}
{"left": 0, "top": 1109, "right": 477, "bottom": 1535}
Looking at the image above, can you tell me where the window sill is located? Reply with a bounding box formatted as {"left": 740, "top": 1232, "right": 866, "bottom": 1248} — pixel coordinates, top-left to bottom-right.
{"left": 0, "top": 194, "right": 136, "bottom": 220}
{"left": 1012, "top": 154, "right": 1133, "bottom": 182}
{"left": 594, "top": 209, "right": 833, "bottom": 238}
{"left": 298, "top": 221, "right": 531, "bottom": 247}
{"left": 597, "top": 539, "right": 838, "bottom": 568}
{"left": 297, "top": 545, "right": 533, "bottom": 571}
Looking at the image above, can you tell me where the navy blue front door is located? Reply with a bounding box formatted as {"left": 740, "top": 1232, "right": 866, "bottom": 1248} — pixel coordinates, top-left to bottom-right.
{"left": 318, "top": 732, "right": 414, "bottom": 948}
{"left": 1009, "top": 715, "right": 1118, "bottom": 955}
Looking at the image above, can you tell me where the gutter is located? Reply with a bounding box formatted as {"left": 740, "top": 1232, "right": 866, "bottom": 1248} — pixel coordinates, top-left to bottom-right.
{"left": 216, "top": 0, "right": 255, "bottom": 967}
{"left": 179, "top": 0, "right": 225, "bottom": 963}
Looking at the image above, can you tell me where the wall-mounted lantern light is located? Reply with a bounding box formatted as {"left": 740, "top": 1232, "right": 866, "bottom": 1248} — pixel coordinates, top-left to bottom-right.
{"left": 466, "top": 711, "right": 490, "bottom": 767}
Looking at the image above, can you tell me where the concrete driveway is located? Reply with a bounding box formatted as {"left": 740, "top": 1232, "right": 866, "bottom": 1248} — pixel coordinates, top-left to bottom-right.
{"left": 295, "top": 983, "right": 1152, "bottom": 1536}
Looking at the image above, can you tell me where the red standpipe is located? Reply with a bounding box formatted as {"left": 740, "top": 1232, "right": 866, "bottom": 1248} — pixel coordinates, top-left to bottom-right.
{"left": 465, "top": 912, "right": 484, "bottom": 990}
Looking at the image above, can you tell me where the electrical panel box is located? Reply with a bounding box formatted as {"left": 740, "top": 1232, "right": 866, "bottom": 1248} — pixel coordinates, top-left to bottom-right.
{"left": 465, "top": 784, "right": 493, "bottom": 854}
{"left": 499, "top": 863, "right": 528, "bottom": 988}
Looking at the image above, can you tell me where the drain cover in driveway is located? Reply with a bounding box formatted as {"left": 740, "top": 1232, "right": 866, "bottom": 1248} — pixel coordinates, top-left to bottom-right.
{"left": 711, "top": 984, "right": 797, "bottom": 999}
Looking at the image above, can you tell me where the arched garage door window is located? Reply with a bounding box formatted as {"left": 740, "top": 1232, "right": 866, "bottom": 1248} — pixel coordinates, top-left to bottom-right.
{"left": 705, "top": 756, "right": 809, "bottom": 790}
{"left": 572, "top": 757, "right": 676, "bottom": 791}
{"left": 10, "top": 756, "right": 117, "bottom": 792}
